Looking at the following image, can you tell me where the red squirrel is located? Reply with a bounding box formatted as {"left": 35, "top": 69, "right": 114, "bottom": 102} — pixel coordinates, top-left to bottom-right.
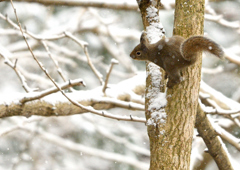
{"left": 130, "top": 32, "right": 224, "bottom": 88}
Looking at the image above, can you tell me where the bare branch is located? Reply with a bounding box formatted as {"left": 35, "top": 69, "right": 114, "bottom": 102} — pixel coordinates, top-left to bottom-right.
{"left": 0, "top": 45, "right": 35, "bottom": 92}
{"left": 11, "top": 50, "right": 77, "bottom": 66}
{"left": 19, "top": 79, "right": 85, "bottom": 104}
{"left": 64, "top": 31, "right": 104, "bottom": 85}
{"left": 100, "top": 36, "right": 137, "bottom": 73}
{"left": 0, "top": 13, "right": 66, "bottom": 41}
{"left": 41, "top": 41, "right": 68, "bottom": 82}
{"left": 102, "top": 59, "right": 119, "bottom": 94}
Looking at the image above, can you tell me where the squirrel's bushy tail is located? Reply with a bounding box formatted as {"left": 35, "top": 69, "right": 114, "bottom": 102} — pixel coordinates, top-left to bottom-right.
{"left": 180, "top": 36, "right": 224, "bottom": 64}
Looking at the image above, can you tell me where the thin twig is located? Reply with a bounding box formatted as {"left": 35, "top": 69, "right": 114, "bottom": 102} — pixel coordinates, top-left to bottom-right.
{"left": 0, "top": 45, "right": 35, "bottom": 92}
{"left": 41, "top": 41, "right": 68, "bottom": 82}
{"left": 83, "top": 46, "right": 104, "bottom": 85}
{"left": 88, "top": 8, "right": 120, "bottom": 43}
{"left": 41, "top": 40, "right": 75, "bottom": 92}
{"left": 100, "top": 36, "right": 137, "bottom": 73}
{"left": 64, "top": 31, "right": 104, "bottom": 85}
{"left": 102, "top": 59, "right": 119, "bottom": 94}
{"left": 19, "top": 79, "right": 85, "bottom": 104}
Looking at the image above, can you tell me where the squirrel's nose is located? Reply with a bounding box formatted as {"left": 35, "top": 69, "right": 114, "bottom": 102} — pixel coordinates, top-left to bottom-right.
{"left": 130, "top": 54, "right": 136, "bottom": 59}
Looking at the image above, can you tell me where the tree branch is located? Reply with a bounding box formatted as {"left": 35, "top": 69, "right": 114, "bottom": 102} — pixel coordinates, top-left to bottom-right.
{"left": 196, "top": 104, "right": 234, "bottom": 170}
{"left": 19, "top": 79, "right": 85, "bottom": 104}
{"left": 0, "top": 73, "right": 145, "bottom": 122}
{"left": 1, "top": 0, "right": 140, "bottom": 11}
{"left": 102, "top": 59, "right": 119, "bottom": 94}
{"left": 214, "top": 122, "right": 240, "bottom": 151}
{"left": 0, "top": 45, "right": 35, "bottom": 92}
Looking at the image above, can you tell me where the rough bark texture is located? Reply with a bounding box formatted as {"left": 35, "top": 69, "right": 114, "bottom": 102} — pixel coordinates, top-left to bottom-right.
{"left": 195, "top": 105, "right": 234, "bottom": 170}
{"left": 138, "top": 0, "right": 205, "bottom": 169}
{"left": 160, "top": 1, "right": 205, "bottom": 169}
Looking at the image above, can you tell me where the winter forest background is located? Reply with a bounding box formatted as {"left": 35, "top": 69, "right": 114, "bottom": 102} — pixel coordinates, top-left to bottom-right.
{"left": 0, "top": 0, "right": 240, "bottom": 169}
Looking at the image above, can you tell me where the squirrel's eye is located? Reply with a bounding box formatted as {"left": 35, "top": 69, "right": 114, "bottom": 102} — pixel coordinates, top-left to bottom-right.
{"left": 136, "top": 51, "right": 141, "bottom": 56}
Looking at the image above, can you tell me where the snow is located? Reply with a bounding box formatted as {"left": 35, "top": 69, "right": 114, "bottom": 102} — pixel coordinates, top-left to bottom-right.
{"left": 144, "top": 5, "right": 168, "bottom": 127}
{"left": 146, "top": 6, "right": 165, "bottom": 44}
{"left": 146, "top": 63, "right": 167, "bottom": 128}
{"left": 199, "top": 99, "right": 216, "bottom": 113}
{"left": 146, "top": 6, "right": 158, "bottom": 19}
{"left": 146, "top": 63, "right": 167, "bottom": 107}
{"left": 158, "top": 44, "right": 163, "bottom": 50}
{"left": 147, "top": 93, "right": 167, "bottom": 110}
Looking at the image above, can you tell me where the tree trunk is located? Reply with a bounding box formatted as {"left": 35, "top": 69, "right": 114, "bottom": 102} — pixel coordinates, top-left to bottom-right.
{"left": 137, "top": 0, "right": 205, "bottom": 169}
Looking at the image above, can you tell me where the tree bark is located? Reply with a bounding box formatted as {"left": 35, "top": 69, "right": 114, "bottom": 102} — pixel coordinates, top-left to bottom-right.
{"left": 138, "top": 0, "right": 205, "bottom": 169}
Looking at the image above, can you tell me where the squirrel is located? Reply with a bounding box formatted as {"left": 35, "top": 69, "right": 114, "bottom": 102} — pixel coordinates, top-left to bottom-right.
{"left": 130, "top": 32, "right": 224, "bottom": 88}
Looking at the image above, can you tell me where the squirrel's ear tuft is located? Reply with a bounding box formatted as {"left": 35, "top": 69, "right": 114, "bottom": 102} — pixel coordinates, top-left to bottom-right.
{"left": 140, "top": 32, "right": 148, "bottom": 46}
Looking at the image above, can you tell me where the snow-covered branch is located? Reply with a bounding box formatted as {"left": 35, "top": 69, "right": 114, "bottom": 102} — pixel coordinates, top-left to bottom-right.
{"left": 19, "top": 79, "right": 85, "bottom": 104}
{"left": 1, "top": 0, "right": 139, "bottom": 11}
{"left": 211, "top": 120, "right": 240, "bottom": 151}
{"left": 0, "top": 73, "right": 145, "bottom": 122}
{"left": 0, "top": 0, "right": 175, "bottom": 11}
{"left": 196, "top": 105, "right": 234, "bottom": 170}
{"left": 200, "top": 81, "right": 240, "bottom": 111}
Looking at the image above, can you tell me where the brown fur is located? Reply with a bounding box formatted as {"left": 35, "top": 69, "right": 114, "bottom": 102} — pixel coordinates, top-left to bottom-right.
{"left": 130, "top": 32, "right": 224, "bottom": 88}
